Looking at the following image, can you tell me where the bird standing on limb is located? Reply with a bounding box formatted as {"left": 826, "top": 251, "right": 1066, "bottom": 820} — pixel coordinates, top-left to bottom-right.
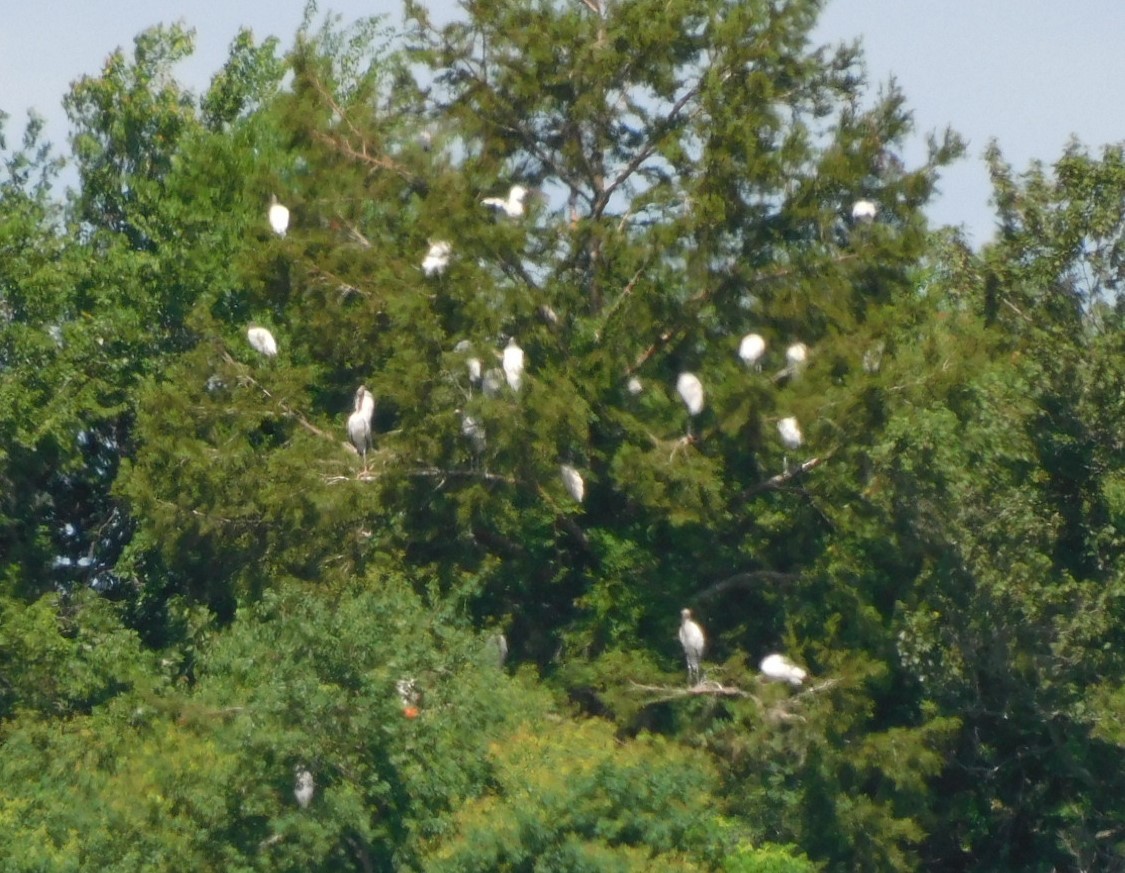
{"left": 268, "top": 195, "right": 289, "bottom": 238}
{"left": 347, "top": 385, "right": 376, "bottom": 474}
{"left": 679, "top": 608, "right": 706, "bottom": 686}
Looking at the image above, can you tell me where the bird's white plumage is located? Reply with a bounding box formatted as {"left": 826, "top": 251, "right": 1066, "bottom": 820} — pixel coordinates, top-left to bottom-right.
{"left": 560, "top": 464, "right": 585, "bottom": 503}
{"left": 347, "top": 386, "right": 375, "bottom": 468}
{"left": 502, "top": 337, "right": 525, "bottom": 392}
{"left": 760, "top": 653, "right": 807, "bottom": 686}
{"left": 247, "top": 326, "right": 278, "bottom": 357}
{"left": 294, "top": 767, "right": 315, "bottom": 808}
{"left": 786, "top": 342, "right": 808, "bottom": 369}
{"left": 422, "top": 240, "right": 452, "bottom": 276}
{"left": 739, "top": 333, "right": 766, "bottom": 367}
{"left": 679, "top": 608, "right": 706, "bottom": 685}
{"left": 777, "top": 416, "right": 803, "bottom": 450}
{"left": 482, "top": 368, "right": 505, "bottom": 398}
{"left": 863, "top": 341, "right": 885, "bottom": 374}
{"left": 481, "top": 184, "right": 529, "bottom": 218}
{"left": 626, "top": 376, "right": 644, "bottom": 396}
{"left": 467, "top": 357, "right": 483, "bottom": 384}
{"left": 676, "top": 372, "right": 705, "bottom": 416}
{"left": 851, "top": 199, "right": 877, "bottom": 223}
{"left": 461, "top": 413, "right": 486, "bottom": 453}
{"left": 395, "top": 677, "right": 420, "bottom": 707}
{"left": 268, "top": 197, "right": 290, "bottom": 237}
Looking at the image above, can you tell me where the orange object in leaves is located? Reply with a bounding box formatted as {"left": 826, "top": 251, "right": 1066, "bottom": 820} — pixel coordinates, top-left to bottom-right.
{"left": 403, "top": 705, "right": 420, "bottom": 719}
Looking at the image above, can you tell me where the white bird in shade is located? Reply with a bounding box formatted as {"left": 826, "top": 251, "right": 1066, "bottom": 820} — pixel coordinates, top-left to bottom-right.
{"left": 760, "top": 653, "right": 807, "bottom": 687}
{"left": 785, "top": 342, "right": 808, "bottom": 372}
{"left": 739, "top": 333, "right": 766, "bottom": 369}
{"left": 246, "top": 326, "right": 278, "bottom": 357}
{"left": 851, "top": 199, "right": 877, "bottom": 223}
{"left": 502, "top": 337, "right": 525, "bottom": 392}
{"left": 481, "top": 368, "right": 505, "bottom": 398}
{"left": 294, "top": 767, "right": 315, "bottom": 808}
{"left": 422, "top": 240, "right": 452, "bottom": 276}
{"left": 676, "top": 372, "right": 705, "bottom": 417}
{"left": 482, "top": 184, "right": 529, "bottom": 218}
{"left": 454, "top": 340, "right": 483, "bottom": 387}
{"left": 560, "top": 464, "right": 585, "bottom": 503}
{"left": 679, "top": 608, "right": 706, "bottom": 685}
{"left": 461, "top": 413, "right": 486, "bottom": 454}
{"left": 626, "top": 376, "right": 644, "bottom": 396}
{"left": 268, "top": 195, "right": 290, "bottom": 237}
{"left": 777, "top": 416, "right": 803, "bottom": 450}
{"left": 347, "top": 386, "right": 376, "bottom": 473}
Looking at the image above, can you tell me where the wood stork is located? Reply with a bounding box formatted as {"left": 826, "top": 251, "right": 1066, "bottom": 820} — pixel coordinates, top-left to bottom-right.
{"left": 294, "top": 767, "right": 315, "bottom": 808}
{"left": 676, "top": 372, "right": 705, "bottom": 417}
{"left": 347, "top": 386, "right": 376, "bottom": 473}
{"left": 560, "top": 464, "right": 585, "bottom": 503}
{"left": 502, "top": 337, "right": 525, "bottom": 392}
{"left": 739, "top": 333, "right": 766, "bottom": 369}
{"left": 679, "top": 608, "right": 706, "bottom": 685}
{"left": 247, "top": 326, "right": 278, "bottom": 357}
{"left": 461, "top": 412, "right": 486, "bottom": 454}
{"left": 863, "top": 341, "right": 885, "bottom": 374}
{"left": 455, "top": 340, "right": 483, "bottom": 388}
{"left": 760, "top": 653, "right": 807, "bottom": 686}
{"left": 777, "top": 416, "right": 802, "bottom": 473}
{"left": 422, "top": 240, "right": 452, "bottom": 277}
{"left": 482, "top": 185, "right": 529, "bottom": 218}
{"left": 268, "top": 195, "right": 289, "bottom": 237}
{"left": 481, "top": 368, "right": 505, "bottom": 398}
{"left": 785, "top": 342, "right": 808, "bottom": 372}
{"left": 626, "top": 376, "right": 644, "bottom": 396}
{"left": 851, "top": 199, "right": 877, "bottom": 223}
{"left": 777, "top": 416, "right": 803, "bottom": 450}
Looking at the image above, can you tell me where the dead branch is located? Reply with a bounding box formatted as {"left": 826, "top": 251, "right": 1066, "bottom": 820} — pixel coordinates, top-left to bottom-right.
{"left": 737, "top": 455, "right": 826, "bottom": 500}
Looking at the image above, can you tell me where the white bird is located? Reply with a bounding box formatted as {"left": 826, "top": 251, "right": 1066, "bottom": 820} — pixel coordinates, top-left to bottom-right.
{"left": 760, "top": 653, "right": 807, "bottom": 687}
{"left": 461, "top": 413, "right": 486, "bottom": 454}
{"left": 422, "top": 240, "right": 452, "bottom": 276}
{"left": 739, "top": 333, "right": 766, "bottom": 368}
{"left": 863, "top": 341, "right": 885, "bottom": 374}
{"left": 851, "top": 199, "right": 877, "bottom": 223}
{"left": 268, "top": 195, "right": 289, "bottom": 237}
{"left": 294, "top": 767, "right": 315, "bottom": 808}
{"left": 246, "top": 326, "right": 278, "bottom": 357}
{"left": 786, "top": 342, "right": 808, "bottom": 371}
{"left": 502, "top": 337, "right": 525, "bottom": 392}
{"left": 482, "top": 184, "right": 529, "bottom": 218}
{"left": 676, "top": 372, "right": 705, "bottom": 417}
{"left": 491, "top": 632, "right": 509, "bottom": 668}
{"left": 560, "top": 464, "right": 585, "bottom": 503}
{"left": 395, "top": 678, "right": 420, "bottom": 708}
{"left": 347, "top": 386, "right": 376, "bottom": 472}
{"left": 481, "top": 368, "right": 505, "bottom": 398}
{"left": 454, "top": 340, "right": 483, "bottom": 387}
{"left": 679, "top": 608, "right": 706, "bottom": 686}
{"left": 777, "top": 416, "right": 803, "bottom": 450}
{"left": 626, "top": 376, "right": 644, "bottom": 396}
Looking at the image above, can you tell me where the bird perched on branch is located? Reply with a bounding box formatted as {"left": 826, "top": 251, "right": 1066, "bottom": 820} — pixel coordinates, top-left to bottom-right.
{"left": 760, "top": 653, "right": 807, "bottom": 686}
{"left": 739, "top": 333, "right": 766, "bottom": 369}
{"left": 502, "top": 337, "right": 525, "bottom": 392}
{"left": 676, "top": 372, "right": 704, "bottom": 417}
{"left": 422, "top": 240, "right": 452, "bottom": 276}
{"left": 268, "top": 195, "right": 289, "bottom": 237}
{"left": 247, "top": 326, "right": 278, "bottom": 358}
{"left": 347, "top": 386, "right": 376, "bottom": 473}
{"left": 679, "top": 608, "right": 706, "bottom": 686}
{"left": 294, "top": 766, "right": 314, "bottom": 808}
{"left": 851, "top": 199, "right": 877, "bottom": 223}
{"left": 560, "top": 464, "right": 585, "bottom": 503}
{"left": 482, "top": 184, "right": 529, "bottom": 218}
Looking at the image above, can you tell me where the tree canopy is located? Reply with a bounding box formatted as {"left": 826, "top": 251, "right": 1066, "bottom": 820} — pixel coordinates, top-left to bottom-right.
{"left": 1, "top": 1, "right": 1123, "bottom": 870}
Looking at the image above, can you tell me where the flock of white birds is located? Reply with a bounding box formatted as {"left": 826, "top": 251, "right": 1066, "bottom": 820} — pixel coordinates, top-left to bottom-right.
{"left": 254, "top": 188, "right": 875, "bottom": 767}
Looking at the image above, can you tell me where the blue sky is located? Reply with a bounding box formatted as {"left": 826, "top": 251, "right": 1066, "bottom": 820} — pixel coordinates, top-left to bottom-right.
{"left": 3, "top": 0, "right": 1123, "bottom": 246}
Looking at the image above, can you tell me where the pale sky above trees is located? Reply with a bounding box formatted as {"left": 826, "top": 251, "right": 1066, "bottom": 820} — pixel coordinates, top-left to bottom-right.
{"left": 2, "top": 0, "right": 1123, "bottom": 243}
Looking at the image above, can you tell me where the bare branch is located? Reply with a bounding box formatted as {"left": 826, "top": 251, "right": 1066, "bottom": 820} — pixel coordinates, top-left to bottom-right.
{"left": 737, "top": 455, "right": 826, "bottom": 500}
{"left": 696, "top": 570, "right": 801, "bottom": 603}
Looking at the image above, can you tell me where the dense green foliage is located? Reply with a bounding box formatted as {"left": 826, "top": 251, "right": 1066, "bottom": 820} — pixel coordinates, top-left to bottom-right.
{"left": 1, "top": 1, "right": 1123, "bottom": 870}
